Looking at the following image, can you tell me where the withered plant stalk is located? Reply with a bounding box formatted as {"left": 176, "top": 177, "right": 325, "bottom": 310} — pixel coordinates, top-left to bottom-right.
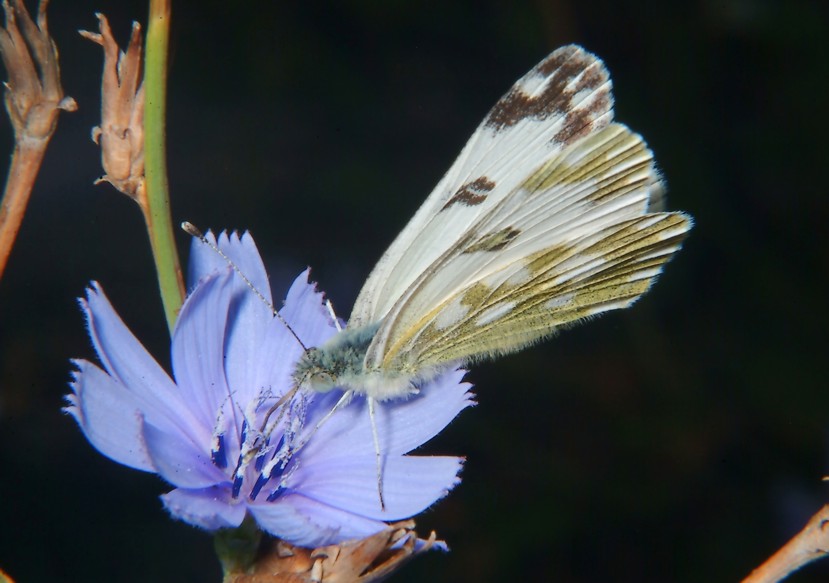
{"left": 0, "top": 0, "right": 76, "bottom": 279}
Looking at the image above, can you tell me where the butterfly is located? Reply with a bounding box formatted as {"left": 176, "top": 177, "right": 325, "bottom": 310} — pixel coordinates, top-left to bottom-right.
{"left": 190, "top": 44, "right": 691, "bottom": 510}
{"left": 285, "top": 45, "right": 692, "bottom": 507}
{"left": 294, "top": 44, "right": 690, "bottom": 401}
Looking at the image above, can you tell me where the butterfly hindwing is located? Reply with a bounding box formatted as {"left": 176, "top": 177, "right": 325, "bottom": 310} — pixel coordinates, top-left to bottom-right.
{"left": 377, "top": 213, "right": 686, "bottom": 368}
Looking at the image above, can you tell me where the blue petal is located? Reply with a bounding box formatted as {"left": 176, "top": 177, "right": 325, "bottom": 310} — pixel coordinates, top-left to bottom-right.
{"left": 144, "top": 421, "right": 225, "bottom": 488}
{"left": 247, "top": 272, "right": 339, "bottom": 400}
{"left": 171, "top": 272, "right": 238, "bottom": 433}
{"left": 213, "top": 233, "right": 277, "bottom": 399}
{"left": 299, "top": 369, "right": 474, "bottom": 462}
{"left": 81, "top": 284, "right": 206, "bottom": 446}
{"left": 185, "top": 231, "right": 277, "bottom": 406}
{"left": 187, "top": 231, "right": 271, "bottom": 301}
{"left": 161, "top": 487, "right": 246, "bottom": 530}
{"left": 289, "top": 455, "right": 463, "bottom": 521}
{"left": 278, "top": 269, "right": 340, "bottom": 347}
{"left": 65, "top": 360, "right": 155, "bottom": 472}
{"left": 249, "top": 493, "right": 387, "bottom": 547}
{"left": 380, "top": 369, "right": 474, "bottom": 456}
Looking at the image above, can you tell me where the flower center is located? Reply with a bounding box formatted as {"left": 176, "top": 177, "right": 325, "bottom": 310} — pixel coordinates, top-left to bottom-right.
{"left": 210, "top": 389, "right": 309, "bottom": 502}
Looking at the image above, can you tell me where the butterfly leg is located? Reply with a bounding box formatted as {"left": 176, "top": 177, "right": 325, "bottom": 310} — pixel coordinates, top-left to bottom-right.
{"left": 294, "top": 389, "right": 354, "bottom": 452}
{"left": 368, "top": 396, "right": 386, "bottom": 512}
{"left": 325, "top": 299, "right": 343, "bottom": 331}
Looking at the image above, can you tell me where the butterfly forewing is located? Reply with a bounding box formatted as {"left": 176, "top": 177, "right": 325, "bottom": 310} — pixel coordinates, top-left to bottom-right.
{"left": 362, "top": 119, "right": 690, "bottom": 370}
{"left": 349, "top": 45, "right": 615, "bottom": 328}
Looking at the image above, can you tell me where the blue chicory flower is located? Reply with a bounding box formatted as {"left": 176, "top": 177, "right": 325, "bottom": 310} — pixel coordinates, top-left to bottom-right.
{"left": 65, "top": 232, "right": 473, "bottom": 548}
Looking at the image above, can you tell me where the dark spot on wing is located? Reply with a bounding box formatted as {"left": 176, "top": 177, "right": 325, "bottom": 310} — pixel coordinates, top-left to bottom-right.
{"left": 484, "top": 45, "right": 610, "bottom": 137}
{"left": 537, "top": 47, "right": 577, "bottom": 76}
{"left": 442, "top": 177, "right": 496, "bottom": 210}
{"left": 553, "top": 90, "right": 612, "bottom": 145}
{"left": 463, "top": 227, "right": 521, "bottom": 253}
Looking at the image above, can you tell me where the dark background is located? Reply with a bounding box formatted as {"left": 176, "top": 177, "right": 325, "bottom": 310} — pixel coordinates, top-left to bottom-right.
{"left": 1, "top": 1, "right": 828, "bottom": 581}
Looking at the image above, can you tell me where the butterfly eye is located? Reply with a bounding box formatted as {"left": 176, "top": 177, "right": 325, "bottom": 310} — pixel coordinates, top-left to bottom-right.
{"left": 308, "top": 371, "right": 337, "bottom": 393}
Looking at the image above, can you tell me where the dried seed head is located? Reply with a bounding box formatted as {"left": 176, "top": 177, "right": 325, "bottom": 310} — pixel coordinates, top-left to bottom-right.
{"left": 0, "top": 0, "right": 77, "bottom": 145}
{"left": 228, "top": 521, "right": 439, "bottom": 583}
{"left": 81, "top": 13, "right": 145, "bottom": 204}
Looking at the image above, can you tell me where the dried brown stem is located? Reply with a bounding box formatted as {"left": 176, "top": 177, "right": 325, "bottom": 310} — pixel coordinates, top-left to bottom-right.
{"left": 0, "top": 0, "right": 76, "bottom": 279}
{"left": 0, "top": 141, "right": 46, "bottom": 273}
{"left": 742, "top": 504, "right": 829, "bottom": 583}
{"left": 227, "top": 521, "right": 438, "bottom": 583}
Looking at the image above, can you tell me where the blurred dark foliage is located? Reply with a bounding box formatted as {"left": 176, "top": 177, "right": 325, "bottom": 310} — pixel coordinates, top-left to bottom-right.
{"left": 1, "top": 1, "right": 828, "bottom": 581}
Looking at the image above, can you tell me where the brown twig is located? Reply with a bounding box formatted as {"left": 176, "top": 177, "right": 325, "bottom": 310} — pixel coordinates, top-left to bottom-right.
{"left": 742, "top": 504, "right": 829, "bottom": 583}
{"left": 0, "top": 0, "right": 76, "bottom": 279}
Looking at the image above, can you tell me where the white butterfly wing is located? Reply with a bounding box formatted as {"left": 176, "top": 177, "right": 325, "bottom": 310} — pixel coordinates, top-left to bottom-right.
{"left": 349, "top": 45, "right": 614, "bottom": 327}
{"left": 381, "top": 211, "right": 689, "bottom": 370}
{"left": 364, "top": 123, "right": 691, "bottom": 371}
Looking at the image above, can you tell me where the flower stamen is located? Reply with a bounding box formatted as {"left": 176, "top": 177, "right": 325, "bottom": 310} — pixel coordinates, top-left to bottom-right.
{"left": 211, "top": 432, "right": 227, "bottom": 469}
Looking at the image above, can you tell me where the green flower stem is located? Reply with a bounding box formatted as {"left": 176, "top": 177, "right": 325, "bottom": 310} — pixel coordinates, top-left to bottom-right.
{"left": 215, "top": 517, "right": 263, "bottom": 580}
{"left": 143, "top": 0, "right": 183, "bottom": 333}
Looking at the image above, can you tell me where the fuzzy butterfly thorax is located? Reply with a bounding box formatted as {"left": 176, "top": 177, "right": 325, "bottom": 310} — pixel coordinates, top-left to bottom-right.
{"left": 292, "top": 323, "right": 433, "bottom": 401}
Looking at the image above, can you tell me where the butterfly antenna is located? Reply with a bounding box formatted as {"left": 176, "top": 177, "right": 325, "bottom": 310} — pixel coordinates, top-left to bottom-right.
{"left": 182, "top": 222, "right": 308, "bottom": 352}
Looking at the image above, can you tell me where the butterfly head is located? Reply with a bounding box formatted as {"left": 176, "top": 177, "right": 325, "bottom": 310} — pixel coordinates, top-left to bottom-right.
{"left": 293, "top": 347, "right": 338, "bottom": 393}
{"left": 292, "top": 323, "right": 379, "bottom": 393}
